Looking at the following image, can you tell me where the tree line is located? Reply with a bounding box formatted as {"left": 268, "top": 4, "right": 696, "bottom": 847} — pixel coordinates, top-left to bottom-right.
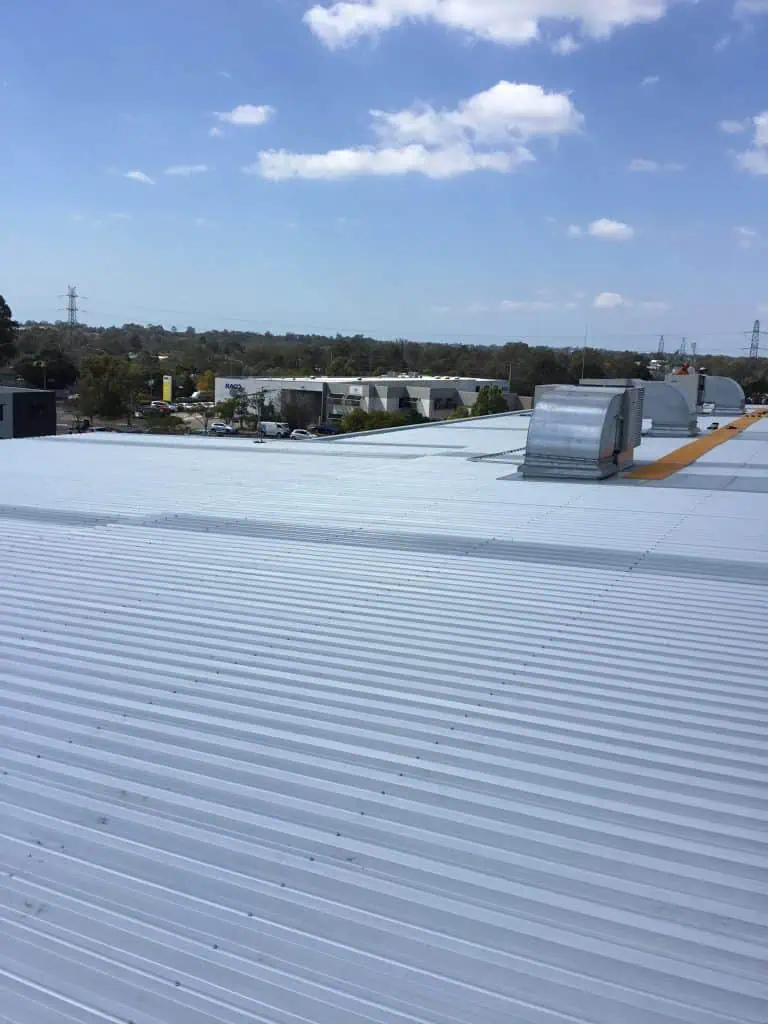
{"left": 3, "top": 298, "right": 768, "bottom": 418}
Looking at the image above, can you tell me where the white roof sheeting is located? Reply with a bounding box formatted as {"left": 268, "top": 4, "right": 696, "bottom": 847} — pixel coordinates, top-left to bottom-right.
{"left": 1, "top": 414, "right": 767, "bottom": 1024}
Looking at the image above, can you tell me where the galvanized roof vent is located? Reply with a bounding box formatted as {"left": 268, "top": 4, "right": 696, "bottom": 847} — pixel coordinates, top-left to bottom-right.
{"left": 701, "top": 376, "right": 746, "bottom": 415}
{"left": 520, "top": 385, "right": 644, "bottom": 480}
{"left": 581, "top": 377, "right": 698, "bottom": 437}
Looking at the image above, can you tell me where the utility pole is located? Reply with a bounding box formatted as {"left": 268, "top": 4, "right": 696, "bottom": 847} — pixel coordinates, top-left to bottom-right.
{"left": 580, "top": 323, "right": 589, "bottom": 379}
{"left": 679, "top": 337, "right": 687, "bottom": 359}
{"left": 690, "top": 340, "right": 697, "bottom": 363}
{"left": 750, "top": 319, "right": 761, "bottom": 361}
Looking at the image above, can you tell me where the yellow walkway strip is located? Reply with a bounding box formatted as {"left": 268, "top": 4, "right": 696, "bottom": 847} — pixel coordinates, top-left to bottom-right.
{"left": 627, "top": 409, "right": 768, "bottom": 481}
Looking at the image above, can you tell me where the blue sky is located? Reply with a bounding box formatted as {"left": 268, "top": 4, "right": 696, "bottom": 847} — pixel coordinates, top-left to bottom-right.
{"left": 1, "top": 0, "right": 767, "bottom": 354}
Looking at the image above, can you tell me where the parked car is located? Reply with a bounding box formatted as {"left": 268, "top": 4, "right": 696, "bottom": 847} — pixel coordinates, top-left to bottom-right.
{"left": 313, "top": 424, "right": 340, "bottom": 436}
{"left": 210, "top": 421, "right": 236, "bottom": 434}
{"left": 290, "top": 429, "right": 317, "bottom": 441}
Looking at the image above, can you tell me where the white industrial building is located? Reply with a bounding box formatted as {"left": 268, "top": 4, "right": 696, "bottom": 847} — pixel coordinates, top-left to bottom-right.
{"left": 215, "top": 374, "right": 520, "bottom": 422}
{"left": 1, "top": 406, "right": 767, "bottom": 1023}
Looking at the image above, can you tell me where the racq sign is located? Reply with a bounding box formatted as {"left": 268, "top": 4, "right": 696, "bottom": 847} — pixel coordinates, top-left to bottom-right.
{"left": 225, "top": 383, "right": 245, "bottom": 392}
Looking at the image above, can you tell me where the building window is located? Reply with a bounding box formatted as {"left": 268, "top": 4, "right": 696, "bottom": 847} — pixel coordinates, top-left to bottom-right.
{"left": 0, "top": 404, "right": 3, "bottom": 422}
{"left": 399, "top": 397, "right": 419, "bottom": 410}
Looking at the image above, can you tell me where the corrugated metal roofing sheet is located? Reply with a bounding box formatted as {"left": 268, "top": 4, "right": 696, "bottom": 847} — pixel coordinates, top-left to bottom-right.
{"left": 1, "top": 419, "right": 767, "bottom": 1024}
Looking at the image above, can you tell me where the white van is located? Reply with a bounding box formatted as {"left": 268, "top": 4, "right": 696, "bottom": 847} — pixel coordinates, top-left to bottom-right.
{"left": 259, "top": 421, "right": 290, "bottom": 438}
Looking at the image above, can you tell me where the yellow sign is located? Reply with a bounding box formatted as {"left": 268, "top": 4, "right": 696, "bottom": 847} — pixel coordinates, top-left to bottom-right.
{"left": 162, "top": 375, "right": 173, "bottom": 402}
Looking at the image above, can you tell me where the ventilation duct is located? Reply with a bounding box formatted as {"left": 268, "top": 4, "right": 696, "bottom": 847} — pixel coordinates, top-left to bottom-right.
{"left": 520, "top": 385, "right": 644, "bottom": 480}
{"left": 701, "top": 376, "right": 745, "bottom": 415}
{"left": 664, "top": 372, "right": 706, "bottom": 412}
{"left": 581, "top": 378, "right": 698, "bottom": 437}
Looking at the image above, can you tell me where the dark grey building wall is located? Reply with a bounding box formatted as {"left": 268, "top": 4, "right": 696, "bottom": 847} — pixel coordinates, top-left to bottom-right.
{"left": 0, "top": 389, "right": 57, "bottom": 438}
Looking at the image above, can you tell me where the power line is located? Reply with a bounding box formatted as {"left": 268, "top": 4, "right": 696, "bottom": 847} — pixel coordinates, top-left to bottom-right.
{"left": 49, "top": 298, "right": 765, "bottom": 356}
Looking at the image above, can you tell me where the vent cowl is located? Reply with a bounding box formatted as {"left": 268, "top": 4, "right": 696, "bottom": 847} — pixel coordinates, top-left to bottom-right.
{"left": 520, "top": 385, "right": 644, "bottom": 480}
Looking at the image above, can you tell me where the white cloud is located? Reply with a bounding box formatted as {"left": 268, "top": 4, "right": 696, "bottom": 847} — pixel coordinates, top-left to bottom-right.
{"left": 755, "top": 112, "right": 768, "bottom": 147}
{"left": 628, "top": 157, "right": 684, "bottom": 172}
{"left": 214, "top": 103, "right": 274, "bottom": 126}
{"left": 641, "top": 74, "right": 660, "bottom": 86}
{"left": 251, "top": 80, "right": 582, "bottom": 181}
{"left": 304, "top": 0, "right": 676, "bottom": 48}
{"left": 551, "top": 35, "right": 579, "bottom": 55}
{"left": 371, "top": 81, "right": 583, "bottom": 146}
{"left": 587, "top": 218, "right": 635, "bottom": 241}
{"left": 566, "top": 224, "right": 583, "bottom": 237}
{"left": 164, "top": 164, "right": 209, "bottom": 177}
{"left": 124, "top": 170, "right": 155, "bottom": 184}
{"left": 713, "top": 33, "right": 731, "bottom": 52}
{"left": 736, "top": 225, "right": 759, "bottom": 248}
{"left": 719, "top": 118, "right": 749, "bottom": 134}
{"left": 593, "top": 291, "right": 627, "bottom": 309}
{"left": 255, "top": 144, "right": 523, "bottom": 180}
{"left": 629, "top": 157, "right": 659, "bottom": 172}
{"left": 209, "top": 126, "right": 224, "bottom": 138}
{"left": 218, "top": 71, "right": 233, "bottom": 79}
{"left": 500, "top": 299, "right": 556, "bottom": 312}
{"left": 737, "top": 149, "right": 768, "bottom": 174}
{"left": 734, "top": 111, "right": 768, "bottom": 175}
{"left": 735, "top": 0, "right": 768, "bottom": 12}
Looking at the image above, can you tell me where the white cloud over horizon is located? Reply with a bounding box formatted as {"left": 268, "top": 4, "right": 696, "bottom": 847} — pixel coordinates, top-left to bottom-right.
{"left": 252, "top": 80, "right": 583, "bottom": 180}
{"left": 214, "top": 103, "right": 275, "bottom": 126}
{"left": 124, "top": 170, "right": 155, "bottom": 184}
{"left": 735, "top": 112, "right": 768, "bottom": 175}
{"left": 304, "top": 0, "right": 676, "bottom": 49}
{"left": 551, "top": 35, "right": 579, "bottom": 55}
{"left": 719, "top": 118, "right": 749, "bottom": 134}
{"left": 736, "top": 225, "right": 759, "bottom": 248}
{"left": 593, "top": 291, "right": 627, "bottom": 309}
{"left": 255, "top": 144, "right": 522, "bottom": 180}
{"left": 165, "top": 164, "right": 209, "bottom": 176}
{"left": 588, "top": 218, "right": 635, "bottom": 241}
{"left": 641, "top": 75, "right": 660, "bottom": 86}
{"left": 628, "top": 157, "right": 684, "bottom": 172}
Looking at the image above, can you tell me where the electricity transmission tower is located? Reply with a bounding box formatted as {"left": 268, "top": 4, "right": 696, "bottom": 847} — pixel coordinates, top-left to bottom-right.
{"left": 656, "top": 335, "right": 665, "bottom": 358}
{"left": 66, "top": 285, "right": 79, "bottom": 327}
{"left": 750, "top": 320, "right": 761, "bottom": 361}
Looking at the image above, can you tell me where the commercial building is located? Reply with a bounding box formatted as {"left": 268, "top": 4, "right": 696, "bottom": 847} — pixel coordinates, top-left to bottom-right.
{"left": 0, "top": 386, "right": 56, "bottom": 440}
{"left": 1, "top": 411, "right": 767, "bottom": 1023}
{"left": 215, "top": 374, "right": 521, "bottom": 422}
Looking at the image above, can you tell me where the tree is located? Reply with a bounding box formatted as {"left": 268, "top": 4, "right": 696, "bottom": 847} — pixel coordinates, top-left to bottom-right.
{"left": 448, "top": 405, "right": 471, "bottom": 419}
{"left": 197, "top": 369, "right": 215, "bottom": 393}
{"left": 191, "top": 402, "right": 214, "bottom": 433}
{"left": 78, "top": 355, "right": 138, "bottom": 420}
{"left": 0, "top": 295, "right": 18, "bottom": 366}
{"left": 473, "top": 385, "right": 509, "bottom": 417}
{"left": 338, "top": 409, "right": 428, "bottom": 433}
{"left": 15, "top": 346, "right": 78, "bottom": 390}
{"left": 214, "top": 397, "right": 239, "bottom": 423}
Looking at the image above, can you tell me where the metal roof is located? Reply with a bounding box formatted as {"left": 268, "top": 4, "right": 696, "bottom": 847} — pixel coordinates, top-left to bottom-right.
{"left": 1, "top": 414, "right": 767, "bottom": 1024}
